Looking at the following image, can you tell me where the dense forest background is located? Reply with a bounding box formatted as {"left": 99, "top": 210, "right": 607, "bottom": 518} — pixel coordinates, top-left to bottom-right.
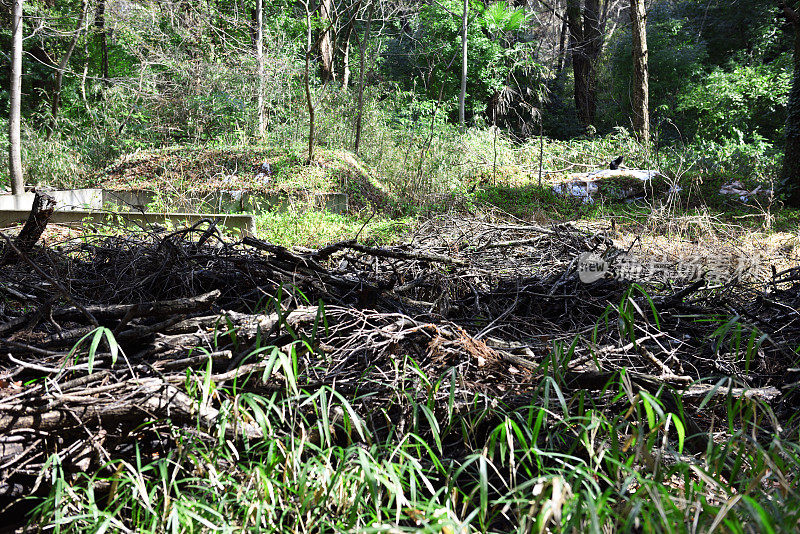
{"left": 0, "top": 0, "right": 794, "bottom": 203}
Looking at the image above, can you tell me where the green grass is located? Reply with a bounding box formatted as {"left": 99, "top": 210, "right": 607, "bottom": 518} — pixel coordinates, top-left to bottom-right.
{"left": 255, "top": 209, "right": 414, "bottom": 247}
{"left": 98, "top": 145, "right": 378, "bottom": 196}
{"left": 27, "top": 307, "right": 800, "bottom": 533}
{"left": 460, "top": 125, "right": 793, "bottom": 232}
{"left": 472, "top": 172, "right": 799, "bottom": 234}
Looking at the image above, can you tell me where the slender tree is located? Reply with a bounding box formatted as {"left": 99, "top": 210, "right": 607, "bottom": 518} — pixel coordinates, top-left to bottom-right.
{"left": 255, "top": 0, "right": 265, "bottom": 138}
{"left": 354, "top": 3, "right": 373, "bottom": 154}
{"left": 320, "top": 0, "right": 335, "bottom": 81}
{"left": 340, "top": 1, "right": 362, "bottom": 88}
{"left": 556, "top": 10, "right": 568, "bottom": 72}
{"left": 459, "top": 0, "right": 469, "bottom": 131}
{"left": 303, "top": 0, "right": 316, "bottom": 162}
{"left": 780, "top": 1, "right": 800, "bottom": 205}
{"left": 80, "top": 25, "right": 89, "bottom": 103}
{"left": 630, "top": 0, "right": 649, "bottom": 144}
{"left": 9, "top": 0, "right": 24, "bottom": 195}
{"left": 48, "top": 0, "right": 89, "bottom": 140}
{"left": 95, "top": 0, "right": 109, "bottom": 82}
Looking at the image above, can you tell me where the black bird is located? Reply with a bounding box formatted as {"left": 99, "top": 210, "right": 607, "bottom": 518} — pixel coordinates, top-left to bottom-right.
{"left": 609, "top": 156, "right": 624, "bottom": 170}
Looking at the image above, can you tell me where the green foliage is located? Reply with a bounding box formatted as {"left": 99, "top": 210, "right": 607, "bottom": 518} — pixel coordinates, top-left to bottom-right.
{"left": 460, "top": 127, "right": 795, "bottom": 231}
{"left": 384, "top": 0, "right": 538, "bottom": 122}
{"left": 676, "top": 62, "right": 790, "bottom": 143}
{"left": 605, "top": 5, "right": 708, "bottom": 136}
{"left": 602, "top": 0, "right": 790, "bottom": 147}
{"left": 681, "top": 135, "right": 782, "bottom": 182}
{"left": 255, "top": 209, "right": 412, "bottom": 247}
{"left": 680, "top": 0, "right": 785, "bottom": 67}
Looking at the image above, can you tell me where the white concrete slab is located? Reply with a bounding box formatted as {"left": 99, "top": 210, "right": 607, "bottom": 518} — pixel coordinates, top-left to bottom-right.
{"left": 0, "top": 189, "right": 103, "bottom": 211}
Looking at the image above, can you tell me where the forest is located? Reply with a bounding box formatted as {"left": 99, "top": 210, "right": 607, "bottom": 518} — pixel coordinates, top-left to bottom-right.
{"left": 1, "top": 0, "right": 800, "bottom": 532}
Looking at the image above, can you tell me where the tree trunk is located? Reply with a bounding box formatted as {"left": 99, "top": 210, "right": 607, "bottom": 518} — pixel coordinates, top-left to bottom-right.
{"left": 630, "top": 0, "right": 649, "bottom": 144}
{"left": 48, "top": 0, "right": 88, "bottom": 141}
{"left": 566, "top": 0, "right": 606, "bottom": 129}
{"left": 319, "top": 0, "right": 335, "bottom": 82}
{"left": 80, "top": 33, "right": 89, "bottom": 103}
{"left": 95, "top": 0, "right": 109, "bottom": 83}
{"left": 304, "top": 1, "right": 316, "bottom": 162}
{"left": 459, "top": 0, "right": 469, "bottom": 132}
{"left": 9, "top": 0, "right": 24, "bottom": 195}
{"left": 354, "top": 4, "right": 373, "bottom": 155}
{"left": 781, "top": 3, "right": 800, "bottom": 206}
{"left": 342, "top": 34, "right": 352, "bottom": 88}
{"left": 340, "top": 8, "right": 357, "bottom": 89}
{"left": 1, "top": 192, "right": 56, "bottom": 265}
{"left": 556, "top": 11, "right": 568, "bottom": 72}
{"left": 255, "top": 0, "right": 265, "bottom": 138}
{"left": 566, "top": 0, "right": 589, "bottom": 127}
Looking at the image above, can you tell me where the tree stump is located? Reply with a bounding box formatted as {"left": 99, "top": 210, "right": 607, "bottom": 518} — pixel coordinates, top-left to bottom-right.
{"left": 1, "top": 191, "right": 57, "bottom": 264}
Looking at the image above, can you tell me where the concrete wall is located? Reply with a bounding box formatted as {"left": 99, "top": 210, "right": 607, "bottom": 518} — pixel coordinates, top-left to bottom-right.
{"left": 102, "top": 190, "right": 349, "bottom": 214}
{"left": 0, "top": 188, "right": 347, "bottom": 238}
{"left": 0, "top": 189, "right": 103, "bottom": 211}
{"left": 0, "top": 209, "right": 256, "bottom": 237}
{"left": 1, "top": 189, "right": 349, "bottom": 215}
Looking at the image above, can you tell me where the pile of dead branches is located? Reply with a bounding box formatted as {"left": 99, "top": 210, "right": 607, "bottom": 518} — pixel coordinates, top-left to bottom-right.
{"left": 0, "top": 214, "right": 799, "bottom": 511}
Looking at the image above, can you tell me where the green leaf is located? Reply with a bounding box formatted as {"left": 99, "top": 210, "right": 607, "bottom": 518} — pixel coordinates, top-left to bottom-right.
{"left": 669, "top": 413, "right": 685, "bottom": 453}
{"left": 87, "top": 327, "right": 108, "bottom": 374}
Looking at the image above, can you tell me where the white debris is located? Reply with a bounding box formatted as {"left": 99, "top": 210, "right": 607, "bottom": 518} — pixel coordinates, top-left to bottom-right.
{"left": 553, "top": 169, "right": 660, "bottom": 202}
{"left": 255, "top": 161, "right": 273, "bottom": 185}
{"left": 719, "top": 181, "right": 771, "bottom": 202}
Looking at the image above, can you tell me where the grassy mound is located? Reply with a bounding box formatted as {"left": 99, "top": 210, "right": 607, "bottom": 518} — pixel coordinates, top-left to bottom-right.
{"left": 98, "top": 145, "right": 393, "bottom": 213}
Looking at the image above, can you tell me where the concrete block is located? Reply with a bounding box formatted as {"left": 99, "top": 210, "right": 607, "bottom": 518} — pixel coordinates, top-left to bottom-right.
{"left": 102, "top": 190, "right": 156, "bottom": 210}
{"left": 102, "top": 190, "right": 250, "bottom": 213}
{"left": 0, "top": 189, "right": 103, "bottom": 211}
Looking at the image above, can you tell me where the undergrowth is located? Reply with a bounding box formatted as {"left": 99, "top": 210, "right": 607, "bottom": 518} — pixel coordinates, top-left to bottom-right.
{"left": 255, "top": 209, "right": 413, "bottom": 247}
{"left": 26, "top": 295, "right": 800, "bottom": 533}
{"left": 2, "top": 90, "right": 785, "bottom": 218}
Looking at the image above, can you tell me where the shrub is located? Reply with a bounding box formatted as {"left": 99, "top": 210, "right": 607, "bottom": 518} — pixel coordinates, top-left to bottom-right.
{"left": 676, "top": 62, "right": 790, "bottom": 144}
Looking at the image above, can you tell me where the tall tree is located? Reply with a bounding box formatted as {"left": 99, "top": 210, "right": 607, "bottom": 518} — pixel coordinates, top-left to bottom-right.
{"left": 255, "top": 0, "right": 265, "bottom": 138}
{"left": 566, "top": 0, "right": 607, "bottom": 129}
{"left": 556, "top": 10, "right": 568, "bottom": 73}
{"left": 9, "top": 0, "right": 24, "bottom": 195}
{"left": 459, "top": 0, "right": 469, "bottom": 131}
{"left": 340, "top": 1, "right": 362, "bottom": 88}
{"left": 303, "top": 0, "right": 316, "bottom": 161}
{"left": 630, "top": 0, "right": 649, "bottom": 144}
{"left": 95, "top": 0, "right": 109, "bottom": 82}
{"left": 781, "top": 1, "right": 800, "bottom": 206}
{"left": 320, "top": 0, "right": 335, "bottom": 81}
{"left": 48, "top": 0, "right": 89, "bottom": 140}
{"left": 354, "top": 3, "right": 373, "bottom": 154}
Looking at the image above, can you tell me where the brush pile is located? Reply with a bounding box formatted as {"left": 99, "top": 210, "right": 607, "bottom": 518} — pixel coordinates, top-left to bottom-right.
{"left": 0, "top": 214, "right": 799, "bottom": 514}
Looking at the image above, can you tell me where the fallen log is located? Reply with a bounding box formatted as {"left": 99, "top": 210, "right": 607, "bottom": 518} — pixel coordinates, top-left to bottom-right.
{"left": 53, "top": 289, "right": 222, "bottom": 322}
{"left": 0, "top": 378, "right": 262, "bottom": 439}
{"left": 564, "top": 369, "right": 780, "bottom": 402}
